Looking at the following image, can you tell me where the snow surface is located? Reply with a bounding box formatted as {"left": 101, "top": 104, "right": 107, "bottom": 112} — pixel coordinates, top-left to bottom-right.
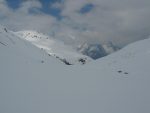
{"left": 0, "top": 25, "right": 150, "bottom": 113}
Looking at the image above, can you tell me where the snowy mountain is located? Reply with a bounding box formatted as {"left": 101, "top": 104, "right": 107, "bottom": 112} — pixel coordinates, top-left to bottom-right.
{"left": 1, "top": 25, "right": 150, "bottom": 113}
{"left": 0, "top": 25, "right": 61, "bottom": 64}
{"left": 77, "top": 43, "right": 107, "bottom": 59}
{"left": 16, "top": 31, "right": 92, "bottom": 65}
{"left": 77, "top": 42, "right": 119, "bottom": 59}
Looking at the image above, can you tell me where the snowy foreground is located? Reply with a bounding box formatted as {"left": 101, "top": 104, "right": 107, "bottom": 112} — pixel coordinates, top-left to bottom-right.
{"left": 0, "top": 26, "right": 150, "bottom": 113}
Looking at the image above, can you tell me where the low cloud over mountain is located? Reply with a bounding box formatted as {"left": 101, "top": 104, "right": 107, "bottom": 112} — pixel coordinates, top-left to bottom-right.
{"left": 1, "top": 0, "right": 150, "bottom": 47}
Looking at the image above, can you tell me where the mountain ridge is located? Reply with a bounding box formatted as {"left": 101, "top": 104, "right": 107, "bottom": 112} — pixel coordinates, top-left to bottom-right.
{"left": 16, "top": 30, "right": 92, "bottom": 65}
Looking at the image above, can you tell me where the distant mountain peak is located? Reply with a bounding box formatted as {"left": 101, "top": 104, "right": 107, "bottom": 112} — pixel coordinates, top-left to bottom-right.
{"left": 77, "top": 42, "right": 119, "bottom": 59}
{"left": 77, "top": 43, "right": 107, "bottom": 59}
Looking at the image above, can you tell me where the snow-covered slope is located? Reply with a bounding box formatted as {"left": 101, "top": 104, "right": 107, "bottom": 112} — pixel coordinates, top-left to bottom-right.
{"left": 16, "top": 31, "right": 92, "bottom": 65}
{"left": 0, "top": 25, "right": 62, "bottom": 65}
{"left": 1, "top": 25, "right": 150, "bottom": 113}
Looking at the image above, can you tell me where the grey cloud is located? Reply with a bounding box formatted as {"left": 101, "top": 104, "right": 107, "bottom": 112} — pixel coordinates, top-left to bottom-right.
{"left": 0, "top": 0, "right": 56, "bottom": 33}
{"left": 0, "top": 0, "right": 150, "bottom": 47}
{"left": 56, "top": 0, "right": 150, "bottom": 46}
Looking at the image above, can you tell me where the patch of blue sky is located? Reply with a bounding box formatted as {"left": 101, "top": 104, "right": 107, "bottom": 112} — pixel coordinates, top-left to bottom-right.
{"left": 6, "top": 0, "right": 63, "bottom": 19}
{"left": 79, "top": 3, "right": 94, "bottom": 14}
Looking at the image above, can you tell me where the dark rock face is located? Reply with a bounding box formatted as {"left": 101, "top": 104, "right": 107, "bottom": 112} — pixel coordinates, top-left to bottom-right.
{"left": 59, "top": 58, "right": 73, "bottom": 65}
{"left": 78, "top": 58, "right": 87, "bottom": 64}
{"left": 78, "top": 43, "right": 107, "bottom": 60}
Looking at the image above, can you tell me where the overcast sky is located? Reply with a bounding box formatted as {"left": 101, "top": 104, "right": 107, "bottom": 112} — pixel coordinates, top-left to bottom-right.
{"left": 1, "top": 0, "right": 150, "bottom": 46}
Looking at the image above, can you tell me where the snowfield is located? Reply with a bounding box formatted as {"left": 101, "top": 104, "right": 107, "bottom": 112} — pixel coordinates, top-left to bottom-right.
{"left": 0, "top": 25, "right": 150, "bottom": 113}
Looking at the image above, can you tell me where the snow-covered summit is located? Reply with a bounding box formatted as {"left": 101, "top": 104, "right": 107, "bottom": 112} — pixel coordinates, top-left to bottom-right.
{"left": 16, "top": 30, "right": 92, "bottom": 65}
{"left": 0, "top": 25, "right": 61, "bottom": 65}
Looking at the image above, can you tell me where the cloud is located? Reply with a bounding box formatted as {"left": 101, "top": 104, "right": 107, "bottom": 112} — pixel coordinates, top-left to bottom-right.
{"left": 18, "top": 0, "right": 42, "bottom": 13}
{"left": 1, "top": 0, "right": 150, "bottom": 47}
{"left": 0, "top": 0, "right": 56, "bottom": 34}
{"left": 55, "top": 0, "right": 150, "bottom": 46}
{"left": 79, "top": 3, "right": 94, "bottom": 14}
{"left": 0, "top": 0, "right": 11, "bottom": 16}
{"left": 50, "top": 2, "right": 64, "bottom": 9}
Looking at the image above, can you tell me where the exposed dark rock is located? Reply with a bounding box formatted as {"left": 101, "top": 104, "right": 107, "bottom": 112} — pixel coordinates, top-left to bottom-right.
{"left": 78, "top": 43, "right": 107, "bottom": 59}
{"left": 118, "top": 70, "right": 122, "bottom": 73}
{"left": 0, "top": 41, "right": 7, "bottom": 46}
{"left": 124, "top": 72, "right": 129, "bottom": 74}
{"left": 60, "top": 58, "right": 72, "bottom": 65}
{"left": 4, "top": 28, "right": 7, "bottom": 32}
{"left": 78, "top": 58, "right": 86, "bottom": 64}
{"left": 41, "top": 60, "right": 44, "bottom": 63}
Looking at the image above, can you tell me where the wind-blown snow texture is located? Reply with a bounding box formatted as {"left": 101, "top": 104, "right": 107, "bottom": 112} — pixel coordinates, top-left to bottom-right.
{"left": 0, "top": 25, "right": 150, "bottom": 113}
